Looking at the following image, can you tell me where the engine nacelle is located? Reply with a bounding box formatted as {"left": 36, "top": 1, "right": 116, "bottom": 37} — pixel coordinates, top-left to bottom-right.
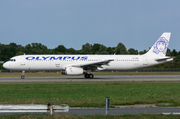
{"left": 61, "top": 67, "right": 83, "bottom": 75}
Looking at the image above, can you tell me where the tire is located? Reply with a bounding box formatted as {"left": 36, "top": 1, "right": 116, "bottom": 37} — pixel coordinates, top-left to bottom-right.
{"left": 89, "top": 74, "right": 94, "bottom": 79}
{"left": 84, "top": 74, "right": 89, "bottom": 78}
{"left": 21, "top": 75, "right": 25, "bottom": 79}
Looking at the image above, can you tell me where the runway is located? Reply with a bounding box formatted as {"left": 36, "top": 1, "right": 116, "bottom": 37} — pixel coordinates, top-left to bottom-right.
{"left": 67, "top": 107, "right": 180, "bottom": 115}
{"left": 0, "top": 75, "right": 180, "bottom": 83}
{"left": 1, "top": 107, "right": 180, "bottom": 115}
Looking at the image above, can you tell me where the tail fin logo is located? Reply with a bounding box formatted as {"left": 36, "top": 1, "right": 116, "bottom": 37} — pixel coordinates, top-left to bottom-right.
{"left": 153, "top": 37, "right": 169, "bottom": 55}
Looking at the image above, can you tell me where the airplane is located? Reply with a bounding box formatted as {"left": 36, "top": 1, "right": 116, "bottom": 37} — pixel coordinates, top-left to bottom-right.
{"left": 3, "top": 32, "right": 174, "bottom": 79}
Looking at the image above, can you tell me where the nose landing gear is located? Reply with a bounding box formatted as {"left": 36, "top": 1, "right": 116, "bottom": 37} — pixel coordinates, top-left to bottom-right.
{"left": 21, "top": 70, "right": 25, "bottom": 79}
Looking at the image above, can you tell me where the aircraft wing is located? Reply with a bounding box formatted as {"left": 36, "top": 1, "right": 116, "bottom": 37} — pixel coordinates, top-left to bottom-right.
{"left": 0, "top": 61, "right": 4, "bottom": 64}
{"left": 71, "top": 59, "right": 114, "bottom": 71}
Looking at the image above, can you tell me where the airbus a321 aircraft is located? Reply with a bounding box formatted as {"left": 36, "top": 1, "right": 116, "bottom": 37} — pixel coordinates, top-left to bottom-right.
{"left": 3, "top": 32, "right": 173, "bottom": 79}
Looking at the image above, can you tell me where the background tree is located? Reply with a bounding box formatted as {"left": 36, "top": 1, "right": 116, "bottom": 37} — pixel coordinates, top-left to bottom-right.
{"left": 66, "top": 48, "right": 77, "bottom": 54}
{"left": 80, "top": 43, "right": 92, "bottom": 54}
{"left": 9, "top": 43, "right": 18, "bottom": 56}
{"left": 171, "top": 49, "right": 177, "bottom": 56}
{"left": 24, "top": 44, "right": 32, "bottom": 54}
{"left": 166, "top": 48, "right": 171, "bottom": 56}
{"left": 99, "top": 44, "right": 108, "bottom": 54}
{"left": 128, "top": 48, "right": 138, "bottom": 55}
{"left": 91, "top": 44, "right": 100, "bottom": 54}
{"left": 115, "top": 42, "right": 128, "bottom": 54}
{"left": 16, "top": 45, "right": 26, "bottom": 55}
{"left": 24, "top": 43, "right": 48, "bottom": 54}
{"left": 138, "top": 50, "right": 147, "bottom": 55}
{"left": 0, "top": 44, "right": 9, "bottom": 61}
{"left": 107, "top": 47, "right": 115, "bottom": 54}
{"left": 54, "top": 45, "right": 66, "bottom": 54}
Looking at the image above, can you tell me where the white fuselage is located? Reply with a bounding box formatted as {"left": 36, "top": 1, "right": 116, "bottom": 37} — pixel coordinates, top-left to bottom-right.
{"left": 3, "top": 54, "right": 169, "bottom": 71}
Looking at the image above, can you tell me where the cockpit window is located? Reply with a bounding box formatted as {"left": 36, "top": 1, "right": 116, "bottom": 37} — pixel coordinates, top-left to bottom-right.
{"left": 9, "top": 59, "right": 16, "bottom": 62}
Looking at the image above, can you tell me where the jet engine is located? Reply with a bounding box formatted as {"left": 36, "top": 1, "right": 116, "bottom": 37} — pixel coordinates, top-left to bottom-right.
{"left": 61, "top": 67, "right": 83, "bottom": 75}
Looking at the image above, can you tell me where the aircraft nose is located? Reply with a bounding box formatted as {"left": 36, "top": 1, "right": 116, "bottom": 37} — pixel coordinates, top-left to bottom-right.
{"left": 3, "top": 62, "right": 8, "bottom": 69}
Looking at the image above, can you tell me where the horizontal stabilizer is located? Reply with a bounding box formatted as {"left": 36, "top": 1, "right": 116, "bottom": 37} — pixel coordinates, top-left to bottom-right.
{"left": 155, "top": 57, "right": 174, "bottom": 62}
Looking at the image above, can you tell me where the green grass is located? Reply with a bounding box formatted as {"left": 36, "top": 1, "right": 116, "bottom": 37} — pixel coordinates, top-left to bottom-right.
{"left": 0, "top": 82, "right": 180, "bottom": 107}
{"left": 1, "top": 114, "right": 180, "bottom": 119}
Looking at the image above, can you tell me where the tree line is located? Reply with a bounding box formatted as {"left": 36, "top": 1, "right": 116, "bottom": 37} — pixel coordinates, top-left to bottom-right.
{"left": 0, "top": 42, "right": 180, "bottom": 69}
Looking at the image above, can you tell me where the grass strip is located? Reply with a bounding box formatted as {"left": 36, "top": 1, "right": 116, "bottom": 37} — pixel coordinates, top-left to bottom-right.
{"left": 0, "top": 82, "right": 180, "bottom": 107}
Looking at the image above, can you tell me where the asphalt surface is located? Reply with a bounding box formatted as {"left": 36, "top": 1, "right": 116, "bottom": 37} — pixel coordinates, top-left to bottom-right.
{"left": 67, "top": 107, "right": 180, "bottom": 115}
{"left": 1, "top": 107, "right": 180, "bottom": 115}
{"left": 0, "top": 75, "right": 180, "bottom": 83}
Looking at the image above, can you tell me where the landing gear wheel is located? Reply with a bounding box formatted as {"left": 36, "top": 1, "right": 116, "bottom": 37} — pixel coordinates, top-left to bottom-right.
{"left": 84, "top": 74, "right": 89, "bottom": 78}
{"left": 84, "top": 74, "right": 94, "bottom": 79}
{"left": 89, "top": 74, "right": 94, "bottom": 79}
{"left": 21, "top": 75, "right": 25, "bottom": 79}
{"left": 21, "top": 70, "right": 25, "bottom": 79}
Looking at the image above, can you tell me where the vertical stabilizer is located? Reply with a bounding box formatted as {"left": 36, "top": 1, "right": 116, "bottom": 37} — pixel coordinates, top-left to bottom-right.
{"left": 145, "top": 32, "right": 171, "bottom": 57}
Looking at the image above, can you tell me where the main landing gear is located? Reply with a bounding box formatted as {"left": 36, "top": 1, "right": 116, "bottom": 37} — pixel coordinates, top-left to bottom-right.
{"left": 21, "top": 70, "right": 25, "bottom": 79}
{"left": 84, "top": 73, "right": 94, "bottom": 79}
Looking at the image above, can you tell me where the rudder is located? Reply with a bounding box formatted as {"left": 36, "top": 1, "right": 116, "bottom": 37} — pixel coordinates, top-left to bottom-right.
{"left": 145, "top": 32, "right": 171, "bottom": 57}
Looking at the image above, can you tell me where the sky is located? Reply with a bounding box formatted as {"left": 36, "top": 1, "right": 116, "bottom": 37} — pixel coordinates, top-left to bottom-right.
{"left": 0, "top": 0, "right": 180, "bottom": 52}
